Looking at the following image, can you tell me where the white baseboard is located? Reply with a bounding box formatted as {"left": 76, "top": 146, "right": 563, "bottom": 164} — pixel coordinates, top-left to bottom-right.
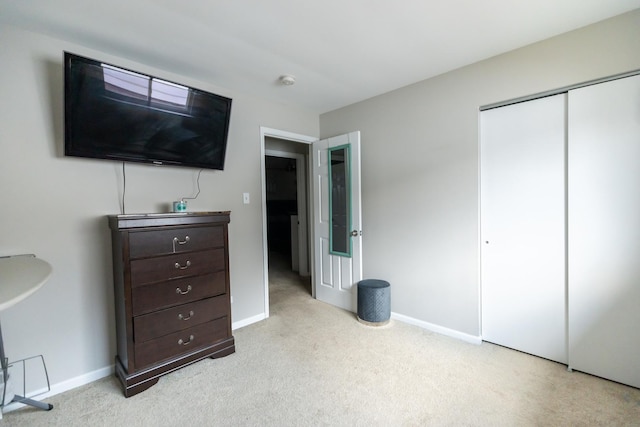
{"left": 391, "top": 312, "right": 482, "bottom": 345}
{"left": 2, "top": 365, "right": 113, "bottom": 414}
{"left": 232, "top": 313, "right": 266, "bottom": 330}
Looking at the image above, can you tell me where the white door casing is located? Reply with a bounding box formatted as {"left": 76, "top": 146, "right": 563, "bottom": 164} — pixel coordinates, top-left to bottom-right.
{"left": 480, "top": 94, "right": 567, "bottom": 364}
{"left": 312, "top": 131, "right": 362, "bottom": 312}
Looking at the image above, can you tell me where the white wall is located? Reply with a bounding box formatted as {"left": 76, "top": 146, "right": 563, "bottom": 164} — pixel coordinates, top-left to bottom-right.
{"left": 0, "top": 25, "right": 318, "bottom": 390}
{"left": 320, "top": 10, "right": 640, "bottom": 337}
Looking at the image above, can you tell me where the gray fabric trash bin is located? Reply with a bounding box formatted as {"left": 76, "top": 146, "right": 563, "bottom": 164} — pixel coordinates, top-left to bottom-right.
{"left": 357, "top": 279, "right": 390, "bottom": 326}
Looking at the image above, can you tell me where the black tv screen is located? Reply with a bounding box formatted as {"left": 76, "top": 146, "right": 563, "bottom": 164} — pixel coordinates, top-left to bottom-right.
{"left": 64, "top": 52, "right": 232, "bottom": 170}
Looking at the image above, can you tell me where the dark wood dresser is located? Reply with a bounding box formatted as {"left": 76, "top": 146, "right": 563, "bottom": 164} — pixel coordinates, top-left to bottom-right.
{"left": 108, "top": 211, "right": 235, "bottom": 397}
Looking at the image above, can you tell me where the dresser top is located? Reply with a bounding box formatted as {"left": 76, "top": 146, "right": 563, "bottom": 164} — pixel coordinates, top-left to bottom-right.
{"left": 108, "top": 211, "right": 231, "bottom": 230}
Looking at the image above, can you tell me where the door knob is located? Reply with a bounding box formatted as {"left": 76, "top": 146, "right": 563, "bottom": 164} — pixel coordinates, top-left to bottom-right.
{"left": 350, "top": 230, "right": 361, "bottom": 237}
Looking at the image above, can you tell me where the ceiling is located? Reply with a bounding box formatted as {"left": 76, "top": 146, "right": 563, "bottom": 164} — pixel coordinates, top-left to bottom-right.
{"left": 2, "top": 1, "right": 639, "bottom": 114}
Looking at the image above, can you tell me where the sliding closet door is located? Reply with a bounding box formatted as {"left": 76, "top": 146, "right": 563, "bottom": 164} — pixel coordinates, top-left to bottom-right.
{"left": 480, "top": 94, "right": 566, "bottom": 363}
{"left": 568, "top": 74, "right": 640, "bottom": 388}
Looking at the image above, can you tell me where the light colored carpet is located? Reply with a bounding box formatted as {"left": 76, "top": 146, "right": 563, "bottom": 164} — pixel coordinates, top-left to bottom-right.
{"left": 4, "top": 253, "right": 640, "bottom": 426}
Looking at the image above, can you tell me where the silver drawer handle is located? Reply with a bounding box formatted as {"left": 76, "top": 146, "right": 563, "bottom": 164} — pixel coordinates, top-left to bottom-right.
{"left": 178, "top": 310, "right": 194, "bottom": 321}
{"left": 175, "top": 285, "right": 192, "bottom": 295}
{"left": 178, "top": 335, "right": 194, "bottom": 346}
{"left": 173, "top": 236, "right": 190, "bottom": 245}
{"left": 172, "top": 236, "right": 190, "bottom": 253}
{"left": 174, "top": 260, "right": 191, "bottom": 270}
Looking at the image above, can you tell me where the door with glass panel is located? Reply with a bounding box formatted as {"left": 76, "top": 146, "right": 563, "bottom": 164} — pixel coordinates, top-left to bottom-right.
{"left": 312, "top": 131, "right": 362, "bottom": 311}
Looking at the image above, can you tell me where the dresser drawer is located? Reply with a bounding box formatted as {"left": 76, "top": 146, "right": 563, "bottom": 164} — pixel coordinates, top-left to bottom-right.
{"left": 130, "top": 248, "right": 225, "bottom": 285}
{"left": 131, "top": 271, "right": 226, "bottom": 315}
{"left": 134, "top": 295, "right": 229, "bottom": 343}
{"left": 134, "top": 317, "right": 229, "bottom": 369}
{"left": 129, "top": 226, "right": 224, "bottom": 259}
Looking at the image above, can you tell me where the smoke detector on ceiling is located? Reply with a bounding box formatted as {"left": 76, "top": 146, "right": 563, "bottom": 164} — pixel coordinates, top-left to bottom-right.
{"left": 279, "top": 75, "right": 296, "bottom": 86}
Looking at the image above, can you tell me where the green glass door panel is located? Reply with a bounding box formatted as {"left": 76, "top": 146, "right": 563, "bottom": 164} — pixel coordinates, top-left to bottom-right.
{"left": 329, "top": 144, "right": 351, "bottom": 257}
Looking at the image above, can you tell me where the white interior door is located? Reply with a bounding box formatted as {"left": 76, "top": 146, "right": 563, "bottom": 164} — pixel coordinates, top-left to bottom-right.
{"left": 567, "top": 74, "right": 640, "bottom": 388}
{"left": 312, "top": 131, "right": 362, "bottom": 312}
{"left": 480, "top": 94, "right": 567, "bottom": 363}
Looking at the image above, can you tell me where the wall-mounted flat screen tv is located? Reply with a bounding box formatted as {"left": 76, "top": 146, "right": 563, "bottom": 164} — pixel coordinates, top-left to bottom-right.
{"left": 64, "top": 52, "right": 232, "bottom": 170}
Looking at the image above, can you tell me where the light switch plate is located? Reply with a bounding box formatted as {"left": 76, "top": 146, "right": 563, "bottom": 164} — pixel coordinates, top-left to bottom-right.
{"left": 243, "top": 193, "right": 250, "bottom": 204}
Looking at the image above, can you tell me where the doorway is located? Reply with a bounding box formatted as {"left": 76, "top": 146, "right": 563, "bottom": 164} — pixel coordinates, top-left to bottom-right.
{"left": 265, "top": 154, "right": 305, "bottom": 273}
{"left": 260, "top": 128, "right": 317, "bottom": 318}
